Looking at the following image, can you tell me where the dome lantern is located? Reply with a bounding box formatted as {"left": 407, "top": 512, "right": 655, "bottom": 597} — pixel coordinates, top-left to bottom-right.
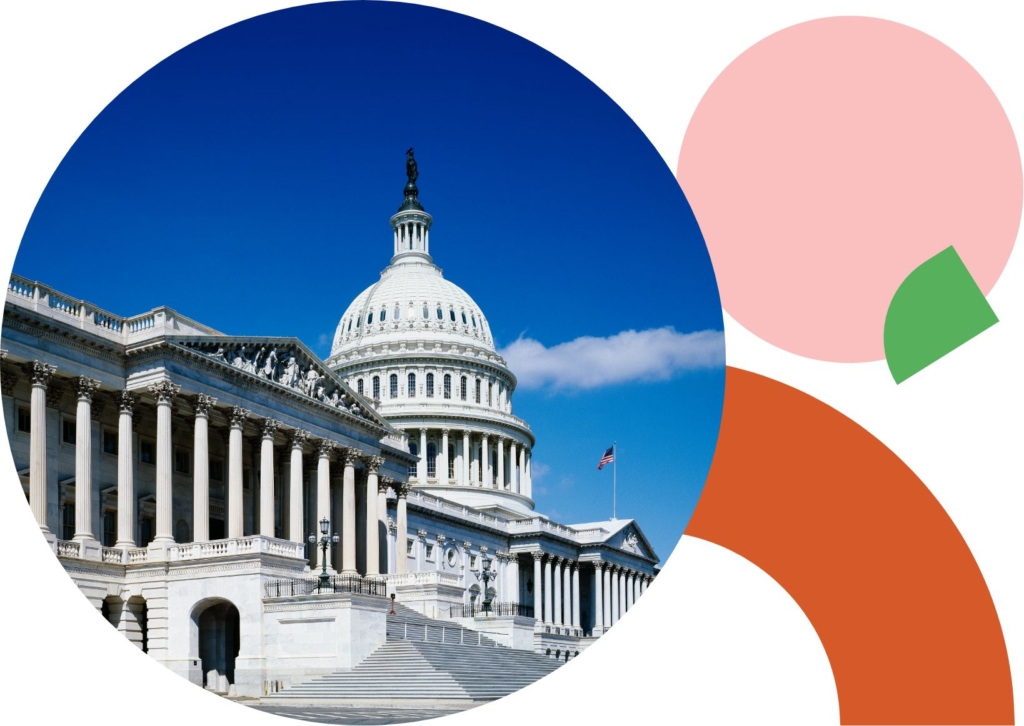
{"left": 390, "top": 148, "right": 434, "bottom": 265}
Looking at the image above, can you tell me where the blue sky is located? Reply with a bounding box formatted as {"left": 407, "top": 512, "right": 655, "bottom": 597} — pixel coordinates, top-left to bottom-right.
{"left": 12, "top": 1, "right": 724, "bottom": 562}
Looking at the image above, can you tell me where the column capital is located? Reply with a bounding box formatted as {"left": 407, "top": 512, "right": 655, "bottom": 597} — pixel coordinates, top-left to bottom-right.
{"left": 191, "top": 393, "right": 217, "bottom": 418}
{"left": 261, "top": 418, "right": 280, "bottom": 440}
{"left": 462, "top": 541, "right": 472, "bottom": 552}
{"left": 378, "top": 476, "right": 393, "bottom": 493}
{"left": 148, "top": 380, "right": 180, "bottom": 405}
{"left": 75, "top": 376, "right": 100, "bottom": 402}
{"left": 592, "top": 560, "right": 604, "bottom": 572}
{"left": 227, "top": 405, "right": 250, "bottom": 427}
{"left": 419, "top": 427, "right": 428, "bottom": 433}
{"left": 288, "top": 429, "right": 310, "bottom": 449}
{"left": 416, "top": 529, "right": 428, "bottom": 540}
{"left": 441, "top": 427, "right": 450, "bottom": 435}
{"left": 532, "top": 551, "right": 544, "bottom": 562}
{"left": 553, "top": 556, "right": 564, "bottom": 566}
{"left": 341, "top": 446, "right": 360, "bottom": 466}
{"left": 317, "top": 438, "right": 336, "bottom": 459}
{"left": 26, "top": 360, "right": 57, "bottom": 387}
{"left": 395, "top": 481, "right": 411, "bottom": 499}
{"left": 570, "top": 560, "right": 579, "bottom": 571}
{"left": 363, "top": 454, "right": 385, "bottom": 474}
{"left": 117, "top": 390, "right": 136, "bottom": 415}
{"left": 436, "top": 534, "right": 447, "bottom": 545}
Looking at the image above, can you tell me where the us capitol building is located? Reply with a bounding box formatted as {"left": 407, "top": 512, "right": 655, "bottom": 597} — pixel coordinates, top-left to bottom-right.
{"left": 0, "top": 154, "right": 659, "bottom": 704}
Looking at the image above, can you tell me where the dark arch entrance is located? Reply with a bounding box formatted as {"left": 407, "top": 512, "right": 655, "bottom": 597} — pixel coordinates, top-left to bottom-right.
{"left": 195, "top": 601, "right": 240, "bottom": 692}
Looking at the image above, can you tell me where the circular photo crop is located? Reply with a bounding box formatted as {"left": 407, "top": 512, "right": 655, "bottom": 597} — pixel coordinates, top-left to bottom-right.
{"left": 1, "top": 2, "right": 724, "bottom": 721}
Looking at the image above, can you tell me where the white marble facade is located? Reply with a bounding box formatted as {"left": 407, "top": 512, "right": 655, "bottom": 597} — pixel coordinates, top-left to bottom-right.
{"left": 0, "top": 165, "right": 659, "bottom": 697}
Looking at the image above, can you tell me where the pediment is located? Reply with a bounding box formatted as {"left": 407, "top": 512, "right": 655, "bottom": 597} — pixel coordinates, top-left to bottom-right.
{"left": 615, "top": 522, "right": 656, "bottom": 561}
{"left": 169, "top": 336, "right": 392, "bottom": 430}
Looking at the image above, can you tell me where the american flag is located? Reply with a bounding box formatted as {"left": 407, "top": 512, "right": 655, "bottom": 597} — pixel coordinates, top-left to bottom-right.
{"left": 597, "top": 446, "right": 614, "bottom": 470}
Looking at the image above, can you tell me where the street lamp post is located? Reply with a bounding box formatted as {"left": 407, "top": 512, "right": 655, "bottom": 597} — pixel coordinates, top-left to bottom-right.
{"left": 308, "top": 516, "right": 340, "bottom": 593}
{"left": 479, "top": 555, "right": 495, "bottom": 616}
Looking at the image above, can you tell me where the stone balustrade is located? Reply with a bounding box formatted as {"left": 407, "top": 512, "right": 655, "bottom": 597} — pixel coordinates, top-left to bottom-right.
{"left": 54, "top": 536, "right": 304, "bottom": 565}
{"left": 384, "top": 570, "right": 462, "bottom": 587}
{"left": 6, "top": 274, "right": 220, "bottom": 344}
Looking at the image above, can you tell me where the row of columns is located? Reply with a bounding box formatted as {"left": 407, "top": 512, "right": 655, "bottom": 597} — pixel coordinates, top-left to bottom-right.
{"left": 21, "top": 363, "right": 410, "bottom": 577}
{"left": 531, "top": 552, "right": 582, "bottom": 629}
{"left": 408, "top": 427, "right": 532, "bottom": 497}
{"left": 592, "top": 561, "right": 651, "bottom": 634}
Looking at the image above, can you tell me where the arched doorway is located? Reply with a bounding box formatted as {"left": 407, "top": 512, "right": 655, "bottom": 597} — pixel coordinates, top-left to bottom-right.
{"left": 193, "top": 600, "right": 240, "bottom": 693}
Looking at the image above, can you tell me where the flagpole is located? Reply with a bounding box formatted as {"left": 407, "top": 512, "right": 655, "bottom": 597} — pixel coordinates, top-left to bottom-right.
{"left": 612, "top": 441, "right": 617, "bottom": 520}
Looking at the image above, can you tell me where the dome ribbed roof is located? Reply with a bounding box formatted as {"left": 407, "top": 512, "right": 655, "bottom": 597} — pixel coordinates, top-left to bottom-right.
{"left": 330, "top": 259, "right": 494, "bottom": 357}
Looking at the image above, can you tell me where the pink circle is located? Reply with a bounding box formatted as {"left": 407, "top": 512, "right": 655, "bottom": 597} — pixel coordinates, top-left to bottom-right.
{"left": 678, "top": 17, "right": 1021, "bottom": 362}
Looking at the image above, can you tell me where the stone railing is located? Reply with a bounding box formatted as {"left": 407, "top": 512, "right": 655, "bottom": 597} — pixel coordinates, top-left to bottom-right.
{"left": 127, "top": 548, "right": 149, "bottom": 564}
{"left": 167, "top": 535, "right": 305, "bottom": 562}
{"left": 101, "top": 547, "right": 125, "bottom": 564}
{"left": 55, "top": 540, "right": 80, "bottom": 558}
{"left": 6, "top": 274, "right": 220, "bottom": 344}
{"left": 384, "top": 571, "right": 462, "bottom": 587}
{"left": 382, "top": 400, "right": 531, "bottom": 432}
{"left": 409, "top": 489, "right": 502, "bottom": 527}
{"left": 507, "top": 517, "right": 584, "bottom": 540}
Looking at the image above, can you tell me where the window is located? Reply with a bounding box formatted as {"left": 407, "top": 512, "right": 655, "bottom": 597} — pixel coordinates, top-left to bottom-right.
{"left": 422, "top": 306, "right": 429, "bottom": 319}
{"left": 373, "top": 376, "right": 380, "bottom": 400}
{"left": 436, "top": 307, "right": 443, "bottom": 320}
{"left": 426, "top": 373, "right": 434, "bottom": 398}
{"left": 407, "top": 373, "right": 416, "bottom": 398}
{"left": 102, "top": 510, "right": 116, "bottom": 547}
{"left": 449, "top": 309, "right": 456, "bottom": 322}
{"left": 356, "top": 316, "right": 361, "bottom": 328}
{"left": 406, "top": 539, "right": 414, "bottom": 554}
{"left": 175, "top": 449, "right": 190, "bottom": 474}
{"left": 394, "top": 305, "right": 400, "bottom": 320}
{"left": 471, "top": 555, "right": 479, "bottom": 569}
{"left": 427, "top": 443, "right": 437, "bottom": 478}
{"left": 17, "top": 406, "right": 30, "bottom": 433}
{"left": 443, "top": 374, "right": 451, "bottom": 399}
{"left": 62, "top": 503, "right": 75, "bottom": 540}
{"left": 425, "top": 543, "right": 435, "bottom": 561}
{"left": 102, "top": 429, "right": 117, "bottom": 455}
{"left": 367, "top": 312, "right": 373, "bottom": 325}
{"left": 488, "top": 382, "right": 493, "bottom": 407}
{"left": 461, "top": 312, "right": 467, "bottom": 325}
{"left": 471, "top": 315, "right": 477, "bottom": 328}
{"left": 140, "top": 439, "right": 155, "bottom": 465}
{"left": 210, "top": 459, "right": 224, "bottom": 482}
{"left": 408, "top": 443, "right": 418, "bottom": 477}
{"left": 389, "top": 374, "right": 398, "bottom": 399}
{"left": 446, "top": 548, "right": 457, "bottom": 566}
{"left": 448, "top": 444, "right": 456, "bottom": 479}
{"left": 357, "top": 379, "right": 364, "bottom": 395}
{"left": 347, "top": 318, "right": 352, "bottom": 332}
{"left": 460, "top": 376, "right": 467, "bottom": 401}
{"left": 475, "top": 380, "right": 481, "bottom": 404}
{"left": 379, "top": 309, "right": 386, "bottom": 322}
{"left": 62, "top": 417, "right": 76, "bottom": 445}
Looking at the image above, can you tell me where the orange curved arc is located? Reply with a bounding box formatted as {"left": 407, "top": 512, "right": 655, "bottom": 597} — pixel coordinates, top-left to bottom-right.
{"left": 686, "top": 367, "right": 1013, "bottom": 724}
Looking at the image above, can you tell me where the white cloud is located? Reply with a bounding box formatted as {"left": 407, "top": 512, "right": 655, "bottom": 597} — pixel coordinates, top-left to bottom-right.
{"left": 530, "top": 461, "right": 551, "bottom": 481}
{"left": 499, "top": 327, "right": 724, "bottom": 391}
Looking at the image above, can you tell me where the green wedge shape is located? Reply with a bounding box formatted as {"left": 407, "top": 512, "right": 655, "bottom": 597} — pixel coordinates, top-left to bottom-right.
{"left": 884, "top": 246, "right": 998, "bottom": 384}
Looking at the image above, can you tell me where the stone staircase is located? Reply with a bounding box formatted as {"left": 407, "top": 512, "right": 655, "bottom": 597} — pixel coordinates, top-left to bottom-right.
{"left": 264, "top": 603, "right": 564, "bottom": 704}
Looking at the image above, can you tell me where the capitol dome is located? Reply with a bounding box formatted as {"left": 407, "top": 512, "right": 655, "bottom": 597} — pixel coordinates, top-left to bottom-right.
{"left": 327, "top": 150, "right": 536, "bottom": 520}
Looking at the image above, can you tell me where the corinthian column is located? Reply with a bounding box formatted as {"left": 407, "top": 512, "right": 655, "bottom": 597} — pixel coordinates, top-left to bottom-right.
{"left": 481, "top": 433, "right": 490, "bottom": 487}
{"left": 260, "top": 419, "right": 279, "bottom": 537}
{"left": 396, "top": 482, "right": 409, "bottom": 574}
{"left": 226, "top": 406, "right": 249, "bottom": 539}
{"left": 149, "top": 381, "right": 180, "bottom": 545}
{"left": 524, "top": 551, "right": 539, "bottom": 620}
{"left": 341, "top": 447, "right": 358, "bottom": 574}
{"left": 316, "top": 438, "right": 335, "bottom": 571}
{"left": 115, "top": 391, "right": 136, "bottom": 548}
{"left": 28, "top": 361, "right": 56, "bottom": 532}
{"left": 543, "top": 555, "right": 553, "bottom": 624}
{"left": 191, "top": 394, "right": 215, "bottom": 542}
{"left": 73, "top": 376, "right": 100, "bottom": 543}
{"left": 462, "top": 430, "right": 470, "bottom": 485}
{"left": 440, "top": 429, "right": 449, "bottom": 483}
{"left": 418, "top": 428, "right": 427, "bottom": 482}
{"left": 508, "top": 440, "right": 518, "bottom": 493}
{"left": 288, "top": 430, "right": 308, "bottom": 544}
{"left": 496, "top": 437, "right": 504, "bottom": 490}
{"left": 552, "top": 557, "right": 563, "bottom": 626}
{"left": 603, "top": 565, "right": 613, "bottom": 627}
{"left": 564, "top": 559, "right": 573, "bottom": 627}
{"left": 592, "top": 562, "right": 604, "bottom": 635}
{"left": 518, "top": 447, "right": 527, "bottom": 498}
{"left": 364, "top": 456, "right": 384, "bottom": 577}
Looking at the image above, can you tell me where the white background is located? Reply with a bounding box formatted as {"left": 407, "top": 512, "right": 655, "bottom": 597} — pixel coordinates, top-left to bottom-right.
{"left": 1, "top": 2, "right": 1020, "bottom": 723}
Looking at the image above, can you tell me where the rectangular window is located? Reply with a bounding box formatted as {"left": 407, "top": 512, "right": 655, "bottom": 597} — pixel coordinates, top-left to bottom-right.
{"left": 460, "top": 378, "right": 467, "bottom": 401}
{"left": 357, "top": 379, "right": 364, "bottom": 395}
{"left": 62, "top": 503, "right": 75, "bottom": 540}
{"left": 475, "top": 380, "right": 481, "bottom": 404}
{"left": 426, "top": 373, "right": 434, "bottom": 398}
{"left": 425, "top": 544, "right": 435, "bottom": 561}
{"left": 102, "top": 429, "right": 117, "bottom": 455}
{"left": 140, "top": 439, "right": 155, "bottom": 465}
{"left": 406, "top": 539, "right": 414, "bottom": 555}
{"left": 471, "top": 555, "right": 479, "bottom": 569}
{"left": 390, "top": 375, "right": 398, "bottom": 399}
{"left": 102, "top": 510, "right": 116, "bottom": 547}
{"left": 443, "top": 375, "right": 451, "bottom": 399}
{"left": 17, "top": 406, "right": 30, "bottom": 433}
{"left": 448, "top": 445, "right": 456, "bottom": 479}
{"left": 373, "top": 377, "right": 380, "bottom": 400}
{"left": 210, "top": 459, "right": 224, "bottom": 482}
{"left": 62, "top": 417, "right": 76, "bottom": 445}
{"left": 175, "top": 449, "right": 190, "bottom": 474}
{"left": 488, "top": 382, "right": 493, "bottom": 407}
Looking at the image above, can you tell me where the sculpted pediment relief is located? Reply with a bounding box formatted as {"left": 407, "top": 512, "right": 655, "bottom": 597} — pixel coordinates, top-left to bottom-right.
{"left": 175, "top": 338, "right": 385, "bottom": 427}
